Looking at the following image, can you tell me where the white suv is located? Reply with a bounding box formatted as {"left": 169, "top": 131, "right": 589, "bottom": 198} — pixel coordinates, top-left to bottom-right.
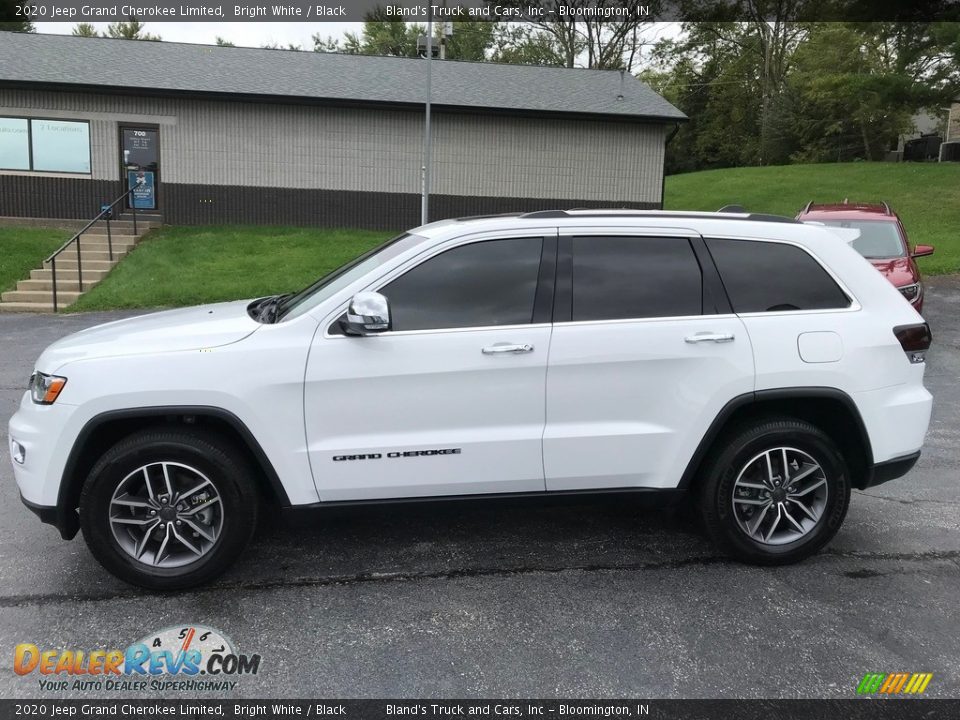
{"left": 8, "top": 210, "right": 933, "bottom": 589}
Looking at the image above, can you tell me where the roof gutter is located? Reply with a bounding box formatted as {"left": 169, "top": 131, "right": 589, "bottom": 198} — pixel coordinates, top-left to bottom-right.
{"left": 660, "top": 121, "right": 682, "bottom": 209}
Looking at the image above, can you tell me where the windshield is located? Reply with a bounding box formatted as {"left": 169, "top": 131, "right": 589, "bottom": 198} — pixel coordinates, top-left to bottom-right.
{"left": 278, "top": 233, "right": 424, "bottom": 321}
{"left": 817, "top": 219, "right": 906, "bottom": 259}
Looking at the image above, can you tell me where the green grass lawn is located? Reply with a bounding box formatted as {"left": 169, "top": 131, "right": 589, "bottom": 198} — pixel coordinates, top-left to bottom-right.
{"left": 70, "top": 226, "right": 393, "bottom": 312}
{"left": 0, "top": 227, "right": 71, "bottom": 294}
{"left": 31, "top": 162, "right": 960, "bottom": 313}
{"left": 664, "top": 162, "right": 960, "bottom": 274}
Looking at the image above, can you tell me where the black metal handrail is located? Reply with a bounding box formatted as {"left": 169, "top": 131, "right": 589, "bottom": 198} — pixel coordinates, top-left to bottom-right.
{"left": 46, "top": 185, "right": 141, "bottom": 312}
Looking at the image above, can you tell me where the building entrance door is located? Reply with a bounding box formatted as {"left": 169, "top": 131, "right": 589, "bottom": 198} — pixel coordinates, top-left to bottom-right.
{"left": 120, "top": 126, "right": 160, "bottom": 210}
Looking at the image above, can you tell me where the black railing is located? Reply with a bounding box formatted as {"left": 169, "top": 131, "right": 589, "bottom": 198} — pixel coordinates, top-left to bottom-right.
{"left": 46, "top": 186, "right": 142, "bottom": 312}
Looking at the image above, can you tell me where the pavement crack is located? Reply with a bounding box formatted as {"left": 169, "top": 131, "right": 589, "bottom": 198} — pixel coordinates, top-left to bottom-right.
{"left": 1, "top": 550, "right": 958, "bottom": 608}
{"left": 854, "top": 490, "right": 960, "bottom": 507}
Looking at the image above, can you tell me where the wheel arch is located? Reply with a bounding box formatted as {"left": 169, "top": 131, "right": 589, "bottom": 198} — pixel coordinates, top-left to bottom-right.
{"left": 679, "top": 387, "right": 874, "bottom": 493}
{"left": 55, "top": 406, "right": 291, "bottom": 540}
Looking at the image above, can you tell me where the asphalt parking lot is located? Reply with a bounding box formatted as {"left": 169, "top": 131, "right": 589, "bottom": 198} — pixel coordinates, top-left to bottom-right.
{"left": 1, "top": 280, "right": 958, "bottom": 700}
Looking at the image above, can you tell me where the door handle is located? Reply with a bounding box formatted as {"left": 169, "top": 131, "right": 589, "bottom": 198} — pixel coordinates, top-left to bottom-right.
{"left": 685, "top": 332, "right": 735, "bottom": 344}
{"left": 482, "top": 343, "right": 534, "bottom": 355}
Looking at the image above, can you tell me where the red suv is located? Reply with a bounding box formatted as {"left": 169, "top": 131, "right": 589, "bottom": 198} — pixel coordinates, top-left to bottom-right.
{"left": 796, "top": 201, "right": 934, "bottom": 313}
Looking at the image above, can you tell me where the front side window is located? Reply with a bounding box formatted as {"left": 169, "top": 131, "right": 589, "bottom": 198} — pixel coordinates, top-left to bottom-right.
{"left": 382, "top": 237, "right": 543, "bottom": 331}
{"left": 571, "top": 236, "right": 703, "bottom": 321}
{"left": 0, "top": 118, "right": 91, "bottom": 173}
{"left": 706, "top": 238, "right": 850, "bottom": 313}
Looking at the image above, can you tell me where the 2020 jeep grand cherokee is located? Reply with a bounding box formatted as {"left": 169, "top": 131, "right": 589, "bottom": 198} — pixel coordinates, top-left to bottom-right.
{"left": 9, "top": 210, "right": 933, "bottom": 589}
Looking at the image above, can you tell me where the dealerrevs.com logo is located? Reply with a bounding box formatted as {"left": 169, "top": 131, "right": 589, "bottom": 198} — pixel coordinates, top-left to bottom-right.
{"left": 14, "top": 625, "right": 260, "bottom": 692}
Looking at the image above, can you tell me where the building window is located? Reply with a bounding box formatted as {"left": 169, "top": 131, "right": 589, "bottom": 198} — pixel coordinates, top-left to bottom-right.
{"left": 0, "top": 117, "right": 91, "bottom": 173}
{"left": 0, "top": 118, "right": 30, "bottom": 170}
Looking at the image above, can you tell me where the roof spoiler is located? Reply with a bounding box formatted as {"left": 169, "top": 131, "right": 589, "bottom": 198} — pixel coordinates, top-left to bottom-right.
{"left": 804, "top": 222, "right": 861, "bottom": 245}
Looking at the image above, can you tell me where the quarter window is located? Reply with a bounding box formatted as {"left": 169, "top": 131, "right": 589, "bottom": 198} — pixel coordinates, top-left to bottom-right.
{"left": 706, "top": 238, "right": 850, "bottom": 313}
{"left": 382, "top": 237, "right": 543, "bottom": 331}
{"left": 0, "top": 117, "right": 91, "bottom": 173}
{"left": 571, "top": 236, "right": 703, "bottom": 321}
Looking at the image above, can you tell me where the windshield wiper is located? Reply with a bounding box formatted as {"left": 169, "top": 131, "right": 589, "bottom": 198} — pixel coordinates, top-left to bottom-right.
{"left": 251, "top": 294, "right": 292, "bottom": 324}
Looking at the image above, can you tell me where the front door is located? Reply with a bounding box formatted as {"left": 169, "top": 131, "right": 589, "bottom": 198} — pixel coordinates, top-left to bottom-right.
{"left": 304, "top": 232, "right": 556, "bottom": 502}
{"left": 543, "top": 230, "right": 754, "bottom": 491}
{"left": 120, "top": 126, "right": 159, "bottom": 210}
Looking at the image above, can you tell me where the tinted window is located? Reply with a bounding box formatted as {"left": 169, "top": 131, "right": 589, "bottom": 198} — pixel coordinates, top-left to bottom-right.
{"left": 383, "top": 237, "right": 543, "bottom": 331}
{"left": 571, "top": 236, "right": 702, "bottom": 321}
{"left": 706, "top": 238, "right": 850, "bottom": 313}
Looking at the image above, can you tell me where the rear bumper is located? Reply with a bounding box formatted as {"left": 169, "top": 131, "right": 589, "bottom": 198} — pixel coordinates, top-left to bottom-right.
{"left": 859, "top": 451, "right": 921, "bottom": 490}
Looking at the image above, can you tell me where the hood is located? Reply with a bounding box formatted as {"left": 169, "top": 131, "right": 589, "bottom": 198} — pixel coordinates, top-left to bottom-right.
{"left": 36, "top": 300, "right": 261, "bottom": 372}
{"left": 868, "top": 257, "right": 918, "bottom": 288}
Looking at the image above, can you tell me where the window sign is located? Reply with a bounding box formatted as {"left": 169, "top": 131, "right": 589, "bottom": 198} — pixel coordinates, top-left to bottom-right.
{"left": 31, "top": 119, "right": 91, "bottom": 173}
{"left": 128, "top": 170, "right": 156, "bottom": 210}
{"left": 0, "top": 118, "right": 30, "bottom": 170}
{"left": 0, "top": 118, "right": 91, "bottom": 173}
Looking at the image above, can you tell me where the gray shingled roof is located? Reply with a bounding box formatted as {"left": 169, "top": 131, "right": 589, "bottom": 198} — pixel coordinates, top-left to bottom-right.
{"left": 0, "top": 31, "right": 685, "bottom": 122}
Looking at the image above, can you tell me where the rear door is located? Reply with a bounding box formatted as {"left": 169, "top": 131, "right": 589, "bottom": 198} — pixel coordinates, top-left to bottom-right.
{"left": 543, "top": 228, "right": 754, "bottom": 491}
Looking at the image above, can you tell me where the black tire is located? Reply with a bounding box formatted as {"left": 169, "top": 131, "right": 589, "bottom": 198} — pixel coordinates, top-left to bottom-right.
{"left": 79, "top": 428, "right": 259, "bottom": 590}
{"left": 697, "top": 417, "right": 850, "bottom": 565}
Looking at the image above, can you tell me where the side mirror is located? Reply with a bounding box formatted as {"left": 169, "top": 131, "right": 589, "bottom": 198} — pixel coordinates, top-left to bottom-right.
{"left": 911, "top": 244, "right": 935, "bottom": 258}
{"left": 341, "top": 292, "right": 391, "bottom": 336}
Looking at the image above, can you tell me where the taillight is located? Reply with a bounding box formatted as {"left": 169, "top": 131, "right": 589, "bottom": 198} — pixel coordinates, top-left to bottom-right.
{"left": 893, "top": 323, "right": 932, "bottom": 364}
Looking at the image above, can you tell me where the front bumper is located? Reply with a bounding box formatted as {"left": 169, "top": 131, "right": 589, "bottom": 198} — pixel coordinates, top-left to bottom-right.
{"left": 9, "top": 391, "right": 81, "bottom": 539}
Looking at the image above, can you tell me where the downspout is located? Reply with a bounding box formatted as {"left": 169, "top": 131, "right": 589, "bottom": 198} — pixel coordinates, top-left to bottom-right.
{"left": 660, "top": 122, "right": 681, "bottom": 209}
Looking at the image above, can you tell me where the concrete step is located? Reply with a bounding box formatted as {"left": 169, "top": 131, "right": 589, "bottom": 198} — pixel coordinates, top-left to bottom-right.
{"left": 1, "top": 289, "right": 82, "bottom": 304}
{"left": 0, "top": 302, "right": 56, "bottom": 313}
{"left": 31, "top": 268, "right": 110, "bottom": 283}
{"left": 43, "top": 258, "right": 117, "bottom": 271}
{"left": 50, "top": 248, "right": 130, "bottom": 262}
{"left": 77, "top": 233, "right": 138, "bottom": 243}
{"left": 83, "top": 226, "right": 152, "bottom": 237}
{"left": 16, "top": 278, "right": 102, "bottom": 293}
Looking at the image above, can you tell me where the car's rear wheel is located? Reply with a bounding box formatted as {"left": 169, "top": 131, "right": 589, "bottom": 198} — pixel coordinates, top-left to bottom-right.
{"left": 79, "top": 428, "right": 259, "bottom": 590}
{"left": 698, "top": 417, "right": 850, "bottom": 565}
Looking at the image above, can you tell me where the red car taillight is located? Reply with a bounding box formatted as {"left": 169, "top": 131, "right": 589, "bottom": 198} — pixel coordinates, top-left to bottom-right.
{"left": 894, "top": 323, "right": 932, "bottom": 364}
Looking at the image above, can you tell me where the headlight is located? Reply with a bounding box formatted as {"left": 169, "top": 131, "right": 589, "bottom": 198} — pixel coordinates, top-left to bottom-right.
{"left": 898, "top": 283, "right": 921, "bottom": 302}
{"left": 29, "top": 372, "right": 67, "bottom": 405}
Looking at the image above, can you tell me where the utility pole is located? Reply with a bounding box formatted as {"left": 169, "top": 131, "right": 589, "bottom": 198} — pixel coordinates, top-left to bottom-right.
{"left": 421, "top": 4, "right": 433, "bottom": 226}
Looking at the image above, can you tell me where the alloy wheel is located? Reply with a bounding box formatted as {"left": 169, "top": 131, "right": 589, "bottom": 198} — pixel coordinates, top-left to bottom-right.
{"left": 109, "top": 461, "right": 224, "bottom": 568}
{"left": 731, "top": 447, "right": 829, "bottom": 546}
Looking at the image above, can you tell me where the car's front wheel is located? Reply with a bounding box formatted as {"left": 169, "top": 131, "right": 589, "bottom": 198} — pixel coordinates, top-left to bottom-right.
{"left": 79, "top": 428, "right": 259, "bottom": 590}
{"left": 698, "top": 417, "right": 851, "bottom": 565}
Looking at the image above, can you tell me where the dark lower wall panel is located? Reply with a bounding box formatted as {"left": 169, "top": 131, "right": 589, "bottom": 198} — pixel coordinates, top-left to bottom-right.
{"left": 163, "top": 183, "right": 660, "bottom": 229}
{"left": 0, "top": 175, "right": 120, "bottom": 219}
{"left": 0, "top": 176, "right": 661, "bottom": 229}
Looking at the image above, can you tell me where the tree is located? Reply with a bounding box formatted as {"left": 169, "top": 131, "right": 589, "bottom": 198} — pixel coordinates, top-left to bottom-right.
{"left": 105, "top": 21, "right": 161, "bottom": 41}
{"left": 215, "top": 36, "right": 235, "bottom": 47}
{"left": 0, "top": 0, "right": 35, "bottom": 31}
{"left": 494, "top": 0, "right": 655, "bottom": 70}
{"left": 315, "top": 7, "right": 494, "bottom": 61}
{"left": 261, "top": 41, "right": 302, "bottom": 50}
{"left": 72, "top": 23, "right": 98, "bottom": 37}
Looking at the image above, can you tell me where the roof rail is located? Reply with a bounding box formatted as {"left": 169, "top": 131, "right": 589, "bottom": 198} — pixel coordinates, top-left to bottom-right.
{"left": 718, "top": 204, "right": 746, "bottom": 213}
{"left": 881, "top": 201, "right": 892, "bottom": 215}
{"left": 801, "top": 200, "right": 814, "bottom": 214}
{"left": 516, "top": 209, "right": 798, "bottom": 224}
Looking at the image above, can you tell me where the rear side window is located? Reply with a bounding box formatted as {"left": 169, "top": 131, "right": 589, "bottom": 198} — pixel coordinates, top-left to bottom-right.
{"left": 571, "top": 236, "right": 702, "bottom": 321}
{"left": 706, "top": 238, "right": 850, "bottom": 313}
